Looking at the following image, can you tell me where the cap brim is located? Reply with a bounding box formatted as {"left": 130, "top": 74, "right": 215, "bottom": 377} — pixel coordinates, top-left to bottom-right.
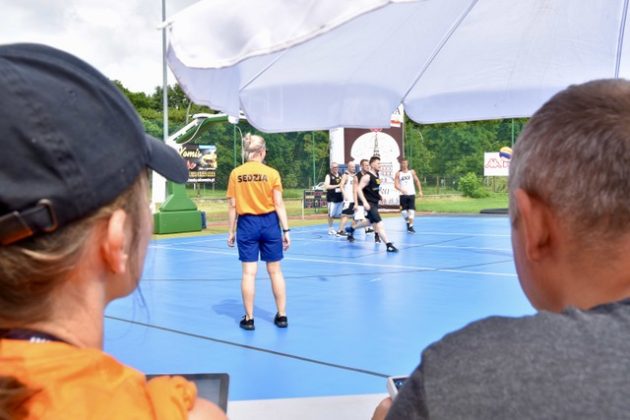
{"left": 145, "top": 134, "right": 188, "bottom": 183}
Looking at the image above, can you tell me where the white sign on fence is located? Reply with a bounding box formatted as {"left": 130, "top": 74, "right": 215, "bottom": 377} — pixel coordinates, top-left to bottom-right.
{"left": 484, "top": 152, "right": 510, "bottom": 177}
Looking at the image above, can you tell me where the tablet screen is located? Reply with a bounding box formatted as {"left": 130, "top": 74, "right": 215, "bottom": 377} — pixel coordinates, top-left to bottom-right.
{"left": 146, "top": 373, "right": 229, "bottom": 412}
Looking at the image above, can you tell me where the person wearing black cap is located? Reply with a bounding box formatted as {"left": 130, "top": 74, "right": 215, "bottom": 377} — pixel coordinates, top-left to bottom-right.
{"left": 0, "top": 44, "right": 225, "bottom": 419}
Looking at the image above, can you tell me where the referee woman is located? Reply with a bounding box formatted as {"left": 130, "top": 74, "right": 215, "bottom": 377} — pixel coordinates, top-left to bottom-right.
{"left": 227, "top": 134, "right": 290, "bottom": 330}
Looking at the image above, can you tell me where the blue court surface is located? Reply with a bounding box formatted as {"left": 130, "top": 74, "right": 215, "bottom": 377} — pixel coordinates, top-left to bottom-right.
{"left": 104, "top": 215, "right": 534, "bottom": 407}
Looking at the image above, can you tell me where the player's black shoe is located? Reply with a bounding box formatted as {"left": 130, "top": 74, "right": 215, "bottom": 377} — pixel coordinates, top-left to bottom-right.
{"left": 274, "top": 313, "right": 288, "bottom": 328}
{"left": 407, "top": 226, "right": 416, "bottom": 233}
{"left": 386, "top": 243, "right": 399, "bottom": 252}
{"left": 365, "top": 227, "right": 374, "bottom": 234}
{"left": 375, "top": 233, "right": 381, "bottom": 243}
{"left": 239, "top": 316, "right": 255, "bottom": 330}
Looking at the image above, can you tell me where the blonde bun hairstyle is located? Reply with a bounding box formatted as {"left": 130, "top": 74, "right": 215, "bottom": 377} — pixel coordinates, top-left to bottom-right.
{"left": 243, "top": 133, "right": 266, "bottom": 162}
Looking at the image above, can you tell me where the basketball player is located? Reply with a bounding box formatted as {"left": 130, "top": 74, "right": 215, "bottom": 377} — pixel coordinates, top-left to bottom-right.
{"left": 356, "top": 159, "right": 376, "bottom": 238}
{"left": 324, "top": 162, "right": 344, "bottom": 236}
{"left": 346, "top": 156, "right": 398, "bottom": 252}
{"left": 338, "top": 159, "right": 357, "bottom": 233}
{"left": 394, "top": 158, "right": 423, "bottom": 233}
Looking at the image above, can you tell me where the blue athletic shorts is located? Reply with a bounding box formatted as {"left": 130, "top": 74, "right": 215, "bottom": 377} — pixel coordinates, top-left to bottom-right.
{"left": 236, "top": 212, "right": 283, "bottom": 262}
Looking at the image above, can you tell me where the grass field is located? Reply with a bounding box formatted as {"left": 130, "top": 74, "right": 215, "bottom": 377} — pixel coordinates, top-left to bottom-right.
{"left": 417, "top": 193, "right": 509, "bottom": 213}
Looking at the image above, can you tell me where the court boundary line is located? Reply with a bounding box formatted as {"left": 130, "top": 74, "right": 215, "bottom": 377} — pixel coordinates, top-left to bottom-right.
{"left": 159, "top": 228, "right": 511, "bottom": 247}
{"left": 105, "top": 315, "right": 390, "bottom": 379}
{"left": 148, "top": 244, "right": 517, "bottom": 278}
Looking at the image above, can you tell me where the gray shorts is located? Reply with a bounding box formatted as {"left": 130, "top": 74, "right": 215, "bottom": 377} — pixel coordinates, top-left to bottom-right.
{"left": 328, "top": 201, "right": 343, "bottom": 218}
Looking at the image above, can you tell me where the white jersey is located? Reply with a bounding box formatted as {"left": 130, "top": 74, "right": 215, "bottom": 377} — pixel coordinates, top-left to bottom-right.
{"left": 342, "top": 173, "right": 355, "bottom": 203}
{"left": 398, "top": 170, "right": 416, "bottom": 195}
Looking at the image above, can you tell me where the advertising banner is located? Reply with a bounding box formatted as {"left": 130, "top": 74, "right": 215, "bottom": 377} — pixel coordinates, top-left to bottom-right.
{"left": 180, "top": 145, "right": 217, "bottom": 183}
{"left": 328, "top": 106, "right": 404, "bottom": 207}
{"left": 303, "top": 190, "right": 327, "bottom": 210}
{"left": 483, "top": 152, "right": 510, "bottom": 177}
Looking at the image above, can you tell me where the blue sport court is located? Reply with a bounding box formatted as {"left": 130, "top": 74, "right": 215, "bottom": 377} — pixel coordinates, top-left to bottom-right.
{"left": 104, "top": 215, "right": 534, "bottom": 419}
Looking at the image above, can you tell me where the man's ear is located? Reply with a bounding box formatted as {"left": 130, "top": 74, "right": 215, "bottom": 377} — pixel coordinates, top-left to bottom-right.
{"left": 101, "top": 209, "right": 129, "bottom": 274}
{"left": 513, "top": 188, "right": 554, "bottom": 262}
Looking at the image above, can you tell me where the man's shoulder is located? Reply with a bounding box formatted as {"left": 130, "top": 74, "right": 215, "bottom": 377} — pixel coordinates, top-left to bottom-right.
{"left": 405, "top": 302, "right": 630, "bottom": 419}
{"left": 425, "top": 302, "right": 630, "bottom": 366}
{"left": 427, "top": 314, "right": 539, "bottom": 355}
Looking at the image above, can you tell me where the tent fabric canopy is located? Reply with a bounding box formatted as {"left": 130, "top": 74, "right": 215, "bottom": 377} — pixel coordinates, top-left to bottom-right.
{"left": 167, "top": 0, "right": 630, "bottom": 133}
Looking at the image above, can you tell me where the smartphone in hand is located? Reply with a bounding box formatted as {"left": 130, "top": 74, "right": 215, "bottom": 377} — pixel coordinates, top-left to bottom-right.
{"left": 386, "top": 376, "right": 408, "bottom": 399}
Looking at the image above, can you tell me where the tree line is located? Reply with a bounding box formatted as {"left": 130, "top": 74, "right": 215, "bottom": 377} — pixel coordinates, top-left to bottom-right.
{"left": 114, "top": 81, "right": 526, "bottom": 190}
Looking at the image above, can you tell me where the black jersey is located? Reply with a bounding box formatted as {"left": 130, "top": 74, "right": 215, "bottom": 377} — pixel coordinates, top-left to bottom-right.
{"left": 326, "top": 171, "right": 344, "bottom": 202}
{"left": 363, "top": 171, "right": 382, "bottom": 204}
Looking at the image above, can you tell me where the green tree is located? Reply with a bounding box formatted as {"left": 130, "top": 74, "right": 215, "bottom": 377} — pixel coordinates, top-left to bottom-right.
{"left": 113, "top": 79, "right": 527, "bottom": 193}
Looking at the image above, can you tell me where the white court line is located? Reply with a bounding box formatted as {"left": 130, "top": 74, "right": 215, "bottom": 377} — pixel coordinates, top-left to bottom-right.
{"left": 426, "top": 244, "right": 512, "bottom": 253}
{"left": 412, "top": 230, "right": 510, "bottom": 238}
{"left": 294, "top": 228, "right": 511, "bottom": 238}
{"left": 154, "top": 229, "right": 317, "bottom": 246}
{"left": 162, "top": 237, "right": 513, "bottom": 252}
{"left": 149, "top": 244, "right": 517, "bottom": 278}
{"left": 153, "top": 227, "right": 510, "bottom": 247}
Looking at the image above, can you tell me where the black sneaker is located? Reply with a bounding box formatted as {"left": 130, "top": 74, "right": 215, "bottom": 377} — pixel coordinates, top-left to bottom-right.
{"left": 274, "top": 313, "right": 288, "bottom": 328}
{"left": 336, "top": 230, "right": 348, "bottom": 237}
{"left": 375, "top": 233, "right": 381, "bottom": 243}
{"left": 347, "top": 234, "right": 355, "bottom": 242}
{"left": 365, "top": 227, "right": 374, "bottom": 234}
{"left": 408, "top": 226, "right": 416, "bottom": 233}
{"left": 386, "top": 243, "right": 399, "bottom": 253}
{"left": 239, "top": 316, "right": 255, "bottom": 330}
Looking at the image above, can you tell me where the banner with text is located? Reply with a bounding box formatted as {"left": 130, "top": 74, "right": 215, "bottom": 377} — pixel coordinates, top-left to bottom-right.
{"left": 180, "top": 144, "right": 217, "bottom": 183}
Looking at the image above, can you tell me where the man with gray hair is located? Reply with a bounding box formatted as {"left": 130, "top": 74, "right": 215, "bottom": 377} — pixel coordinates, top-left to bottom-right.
{"left": 373, "top": 79, "right": 630, "bottom": 419}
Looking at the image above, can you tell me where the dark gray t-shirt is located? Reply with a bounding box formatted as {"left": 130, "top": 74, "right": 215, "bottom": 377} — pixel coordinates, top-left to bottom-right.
{"left": 387, "top": 299, "right": 630, "bottom": 420}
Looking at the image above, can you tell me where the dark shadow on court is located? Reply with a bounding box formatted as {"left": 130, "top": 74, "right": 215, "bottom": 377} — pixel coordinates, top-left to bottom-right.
{"left": 212, "top": 299, "right": 275, "bottom": 324}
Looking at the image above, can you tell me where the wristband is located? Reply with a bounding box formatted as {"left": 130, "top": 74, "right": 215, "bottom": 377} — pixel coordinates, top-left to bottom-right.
{"left": 282, "top": 229, "right": 290, "bottom": 233}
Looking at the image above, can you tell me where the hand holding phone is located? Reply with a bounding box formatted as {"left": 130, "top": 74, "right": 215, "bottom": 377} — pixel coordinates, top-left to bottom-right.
{"left": 386, "top": 376, "right": 408, "bottom": 399}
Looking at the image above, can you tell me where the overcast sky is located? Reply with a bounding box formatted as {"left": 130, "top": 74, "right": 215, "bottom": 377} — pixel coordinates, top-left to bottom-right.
{"left": 2, "top": 0, "right": 199, "bottom": 94}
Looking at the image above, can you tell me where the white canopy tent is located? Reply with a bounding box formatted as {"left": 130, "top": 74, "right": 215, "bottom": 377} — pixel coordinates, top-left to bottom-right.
{"left": 165, "top": 0, "right": 630, "bottom": 133}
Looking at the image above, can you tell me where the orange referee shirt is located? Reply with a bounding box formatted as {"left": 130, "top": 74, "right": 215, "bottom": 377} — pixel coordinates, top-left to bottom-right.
{"left": 226, "top": 161, "right": 283, "bottom": 215}
{"left": 0, "top": 339, "right": 196, "bottom": 419}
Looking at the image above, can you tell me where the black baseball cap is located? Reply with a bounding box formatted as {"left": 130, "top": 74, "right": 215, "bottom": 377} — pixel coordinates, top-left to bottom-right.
{"left": 0, "top": 43, "right": 188, "bottom": 245}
